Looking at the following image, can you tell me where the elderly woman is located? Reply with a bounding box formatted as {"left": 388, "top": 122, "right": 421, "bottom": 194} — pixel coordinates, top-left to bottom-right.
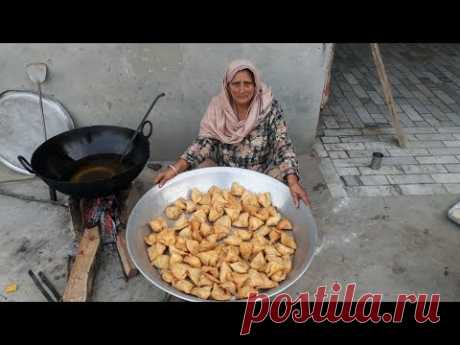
{"left": 154, "top": 60, "right": 310, "bottom": 207}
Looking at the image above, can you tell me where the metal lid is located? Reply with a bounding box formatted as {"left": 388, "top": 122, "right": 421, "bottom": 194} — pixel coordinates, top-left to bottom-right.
{"left": 0, "top": 90, "right": 75, "bottom": 175}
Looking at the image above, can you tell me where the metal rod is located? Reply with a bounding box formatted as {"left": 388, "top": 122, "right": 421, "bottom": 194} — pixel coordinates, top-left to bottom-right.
{"left": 28, "top": 270, "right": 55, "bottom": 302}
{"left": 38, "top": 271, "right": 62, "bottom": 302}
{"left": 38, "top": 83, "right": 47, "bottom": 141}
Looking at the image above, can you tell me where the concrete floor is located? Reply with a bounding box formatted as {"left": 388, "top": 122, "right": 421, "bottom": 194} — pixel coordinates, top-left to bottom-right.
{"left": 0, "top": 154, "right": 459, "bottom": 302}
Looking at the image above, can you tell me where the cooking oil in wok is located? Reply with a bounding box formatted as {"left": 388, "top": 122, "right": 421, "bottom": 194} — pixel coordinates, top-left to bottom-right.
{"left": 68, "top": 154, "right": 132, "bottom": 183}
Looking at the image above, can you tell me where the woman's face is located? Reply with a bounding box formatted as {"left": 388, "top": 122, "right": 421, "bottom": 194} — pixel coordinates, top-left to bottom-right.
{"left": 228, "top": 69, "right": 255, "bottom": 108}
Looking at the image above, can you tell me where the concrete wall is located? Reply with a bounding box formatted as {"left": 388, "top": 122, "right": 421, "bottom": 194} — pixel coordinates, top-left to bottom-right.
{"left": 0, "top": 43, "right": 330, "bottom": 161}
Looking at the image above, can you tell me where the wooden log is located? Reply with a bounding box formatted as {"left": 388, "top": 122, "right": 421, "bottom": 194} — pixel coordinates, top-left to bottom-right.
{"left": 63, "top": 226, "right": 100, "bottom": 302}
{"left": 116, "top": 184, "right": 140, "bottom": 280}
{"left": 68, "top": 197, "right": 83, "bottom": 238}
{"left": 370, "top": 43, "right": 407, "bottom": 148}
{"left": 116, "top": 230, "right": 138, "bottom": 279}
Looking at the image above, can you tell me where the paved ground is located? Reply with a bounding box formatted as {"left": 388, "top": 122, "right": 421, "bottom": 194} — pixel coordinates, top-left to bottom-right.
{"left": 317, "top": 43, "right": 460, "bottom": 198}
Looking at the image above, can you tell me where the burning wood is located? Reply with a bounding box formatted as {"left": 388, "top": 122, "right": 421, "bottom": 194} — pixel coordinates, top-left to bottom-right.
{"left": 64, "top": 186, "right": 139, "bottom": 302}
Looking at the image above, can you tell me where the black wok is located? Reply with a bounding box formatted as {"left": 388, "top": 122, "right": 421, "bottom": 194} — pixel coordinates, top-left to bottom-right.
{"left": 18, "top": 123, "right": 152, "bottom": 200}
{"left": 17, "top": 92, "right": 165, "bottom": 200}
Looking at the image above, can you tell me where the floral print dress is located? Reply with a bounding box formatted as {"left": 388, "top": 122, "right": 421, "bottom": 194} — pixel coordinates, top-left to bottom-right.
{"left": 180, "top": 100, "right": 300, "bottom": 184}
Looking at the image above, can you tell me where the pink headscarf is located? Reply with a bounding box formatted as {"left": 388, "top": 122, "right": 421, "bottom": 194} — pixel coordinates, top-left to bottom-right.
{"left": 198, "top": 59, "right": 273, "bottom": 144}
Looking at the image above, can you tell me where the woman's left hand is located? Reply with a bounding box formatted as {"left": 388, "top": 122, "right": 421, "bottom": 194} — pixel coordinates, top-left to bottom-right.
{"left": 287, "top": 175, "right": 311, "bottom": 208}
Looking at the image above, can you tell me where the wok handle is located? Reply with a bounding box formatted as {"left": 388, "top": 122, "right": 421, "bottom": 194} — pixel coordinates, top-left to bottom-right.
{"left": 17, "top": 155, "right": 35, "bottom": 174}
{"left": 136, "top": 92, "right": 165, "bottom": 132}
{"left": 141, "top": 120, "right": 153, "bottom": 139}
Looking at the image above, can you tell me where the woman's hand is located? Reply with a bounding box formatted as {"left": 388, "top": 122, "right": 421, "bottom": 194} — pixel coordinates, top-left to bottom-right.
{"left": 153, "top": 167, "right": 177, "bottom": 188}
{"left": 153, "top": 159, "right": 189, "bottom": 188}
{"left": 287, "top": 174, "right": 311, "bottom": 208}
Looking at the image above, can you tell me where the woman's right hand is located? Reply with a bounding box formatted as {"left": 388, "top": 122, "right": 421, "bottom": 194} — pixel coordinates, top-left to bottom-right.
{"left": 153, "top": 167, "right": 177, "bottom": 188}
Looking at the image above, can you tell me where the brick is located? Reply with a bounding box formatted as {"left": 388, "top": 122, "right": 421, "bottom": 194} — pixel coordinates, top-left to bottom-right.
{"left": 387, "top": 148, "right": 430, "bottom": 156}
{"left": 335, "top": 167, "right": 360, "bottom": 176}
{"left": 414, "top": 134, "right": 456, "bottom": 141}
{"left": 382, "top": 157, "right": 418, "bottom": 165}
{"left": 338, "top": 81, "right": 352, "bottom": 92}
{"left": 400, "top": 104, "right": 424, "bottom": 121}
{"left": 443, "top": 184, "right": 460, "bottom": 193}
{"left": 345, "top": 186, "right": 400, "bottom": 197}
{"left": 397, "top": 184, "right": 447, "bottom": 195}
{"left": 362, "top": 127, "right": 395, "bottom": 135}
{"left": 324, "top": 143, "right": 366, "bottom": 151}
{"left": 387, "top": 174, "right": 434, "bottom": 184}
{"left": 404, "top": 134, "right": 419, "bottom": 141}
{"left": 411, "top": 90, "right": 429, "bottom": 103}
{"left": 354, "top": 106, "right": 375, "bottom": 123}
{"left": 400, "top": 164, "right": 447, "bottom": 174}
{"left": 370, "top": 114, "right": 388, "bottom": 123}
{"left": 319, "top": 158, "right": 342, "bottom": 184}
{"left": 431, "top": 173, "right": 460, "bottom": 183}
{"left": 343, "top": 73, "right": 359, "bottom": 85}
{"left": 368, "top": 91, "right": 385, "bottom": 105}
{"left": 337, "top": 97, "right": 356, "bottom": 112}
{"left": 341, "top": 175, "right": 362, "bottom": 187}
{"left": 344, "top": 91, "right": 363, "bottom": 107}
{"left": 444, "top": 113, "right": 460, "bottom": 126}
{"left": 444, "top": 164, "right": 460, "bottom": 173}
{"left": 337, "top": 121, "right": 353, "bottom": 129}
{"left": 324, "top": 117, "right": 340, "bottom": 129}
{"left": 406, "top": 141, "right": 446, "bottom": 148}
{"left": 351, "top": 84, "right": 368, "bottom": 98}
{"left": 404, "top": 127, "right": 439, "bottom": 134}
{"left": 425, "top": 72, "right": 442, "bottom": 84}
{"left": 421, "top": 115, "right": 441, "bottom": 127}
{"left": 389, "top": 75, "right": 402, "bottom": 86}
{"left": 328, "top": 183, "right": 348, "bottom": 199}
{"left": 439, "top": 121, "right": 457, "bottom": 127}
{"left": 350, "top": 67, "right": 364, "bottom": 79}
{"left": 415, "top": 83, "right": 435, "bottom": 98}
{"left": 363, "top": 101, "right": 382, "bottom": 115}
{"left": 437, "top": 127, "right": 460, "bottom": 133}
{"left": 428, "top": 97, "right": 451, "bottom": 112}
{"left": 332, "top": 158, "right": 370, "bottom": 168}
{"left": 428, "top": 148, "right": 460, "bottom": 155}
{"left": 358, "top": 166, "right": 403, "bottom": 175}
{"left": 394, "top": 84, "right": 413, "bottom": 97}
{"left": 313, "top": 142, "right": 328, "bottom": 158}
{"left": 363, "top": 127, "right": 438, "bottom": 135}
{"left": 359, "top": 175, "right": 389, "bottom": 185}
{"left": 416, "top": 156, "right": 459, "bottom": 164}
{"left": 329, "top": 104, "right": 345, "bottom": 115}
{"left": 340, "top": 136, "right": 382, "bottom": 143}
{"left": 407, "top": 98, "right": 431, "bottom": 114}
{"left": 324, "top": 129, "right": 363, "bottom": 136}
{"left": 364, "top": 142, "right": 394, "bottom": 151}
{"left": 321, "top": 136, "right": 340, "bottom": 144}
{"left": 347, "top": 149, "right": 388, "bottom": 158}
{"left": 432, "top": 89, "right": 456, "bottom": 104}
{"left": 426, "top": 104, "right": 450, "bottom": 121}
{"left": 399, "top": 116, "right": 415, "bottom": 127}
{"left": 443, "top": 141, "right": 460, "bottom": 147}
{"left": 329, "top": 151, "right": 349, "bottom": 159}
{"left": 344, "top": 113, "right": 365, "bottom": 128}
